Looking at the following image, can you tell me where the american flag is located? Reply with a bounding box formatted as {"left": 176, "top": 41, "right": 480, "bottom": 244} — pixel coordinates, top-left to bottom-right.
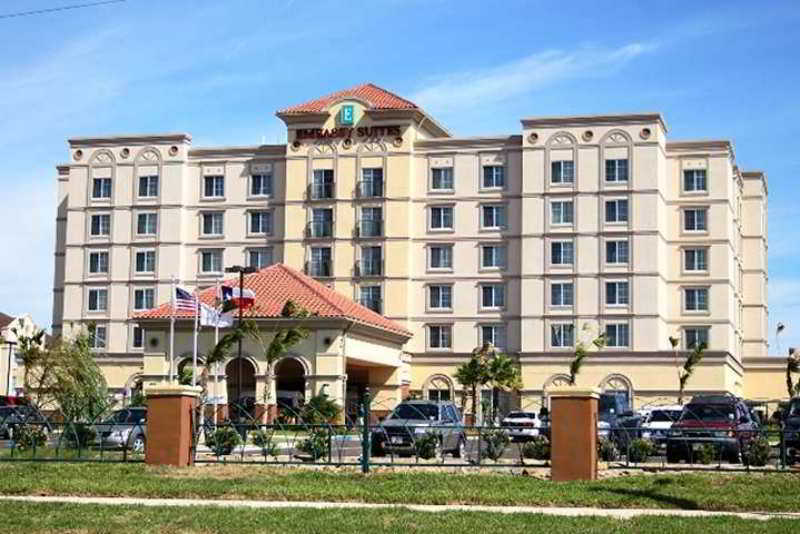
{"left": 174, "top": 287, "right": 198, "bottom": 312}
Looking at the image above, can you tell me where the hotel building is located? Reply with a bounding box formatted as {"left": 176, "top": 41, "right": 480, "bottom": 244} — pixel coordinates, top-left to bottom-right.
{"left": 50, "top": 83, "right": 773, "bottom": 415}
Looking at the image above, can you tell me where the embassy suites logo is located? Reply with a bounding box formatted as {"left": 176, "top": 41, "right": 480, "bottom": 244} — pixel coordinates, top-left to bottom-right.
{"left": 294, "top": 125, "right": 403, "bottom": 140}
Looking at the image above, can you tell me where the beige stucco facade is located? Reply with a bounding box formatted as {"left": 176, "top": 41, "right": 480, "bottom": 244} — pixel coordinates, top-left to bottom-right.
{"left": 51, "top": 85, "right": 780, "bottom": 414}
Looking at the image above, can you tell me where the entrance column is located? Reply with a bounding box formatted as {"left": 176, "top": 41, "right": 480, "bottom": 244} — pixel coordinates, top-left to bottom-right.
{"left": 145, "top": 384, "right": 202, "bottom": 467}
{"left": 549, "top": 387, "right": 600, "bottom": 481}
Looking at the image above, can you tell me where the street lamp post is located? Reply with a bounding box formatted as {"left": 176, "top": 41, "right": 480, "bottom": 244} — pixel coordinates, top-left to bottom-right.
{"left": 224, "top": 265, "right": 256, "bottom": 414}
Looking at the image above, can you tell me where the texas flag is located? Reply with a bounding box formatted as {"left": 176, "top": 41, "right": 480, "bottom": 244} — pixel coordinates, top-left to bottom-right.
{"left": 220, "top": 286, "right": 256, "bottom": 312}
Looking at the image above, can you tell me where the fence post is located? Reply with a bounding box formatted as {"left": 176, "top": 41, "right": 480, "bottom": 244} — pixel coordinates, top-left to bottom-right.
{"left": 780, "top": 426, "right": 787, "bottom": 470}
{"left": 549, "top": 387, "right": 600, "bottom": 481}
{"left": 360, "top": 388, "right": 371, "bottom": 473}
{"left": 145, "top": 384, "right": 202, "bottom": 467}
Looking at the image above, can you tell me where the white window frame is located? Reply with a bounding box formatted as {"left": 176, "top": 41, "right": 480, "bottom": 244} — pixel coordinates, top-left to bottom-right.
{"left": 138, "top": 175, "right": 159, "bottom": 198}
{"left": 428, "top": 324, "right": 452, "bottom": 350}
{"left": 683, "top": 326, "right": 710, "bottom": 349}
{"left": 250, "top": 173, "right": 273, "bottom": 198}
{"left": 550, "top": 322, "right": 575, "bottom": 348}
{"left": 131, "top": 325, "right": 144, "bottom": 350}
{"left": 89, "top": 325, "right": 107, "bottom": 350}
{"left": 203, "top": 175, "right": 225, "bottom": 199}
{"left": 133, "top": 287, "right": 156, "bottom": 311}
{"left": 605, "top": 159, "right": 629, "bottom": 183}
{"left": 430, "top": 167, "right": 454, "bottom": 192}
{"left": 550, "top": 240, "right": 574, "bottom": 266}
{"left": 604, "top": 198, "right": 629, "bottom": 224}
{"left": 134, "top": 249, "right": 156, "bottom": 274}
{"left": 550, "top": 199, "right": 574, "bottom": 225}
{"left": 481, "top": 165, "right": 505, "bottom": 189}
{"left": 684, "top": 248, "right": 709, "bottom": 273}
{"left": 249, "top": 210, "right": 273, "bottom": 236}
{"left": 551, "top": 160, "right": 575, "bottom": 185}
{"left": 429, "top": 205, "right": 454, "bottom": 231}
{"left": 200, "top": 249, "right": 223, "bottom": 274}
{"left": 683, "top": 207, "right": 708, "bottom": 232}
{"left": 89, "top": 213, "right": 111, "bottom": 237}
{"left": 359, "top": 285, "right": 382, "bottom": 314}
{"left": 605, "top": 323, "right": 630, "bottom": 348}
{"left": 684, "top": 287, "right": 710, "bottom": 313}
{"left": 480, "top": 283, "right": 506, "bottom": 310}
{"left": 605, "top": 239, "right": 629, "bottom": 265}
{"left": 605, "top": 280, "right": 630, "bottom": 307}
{"left": 428, "top": 244, "right": 453, "bottom": 271}
{"left": 428, "top": 285, "right": 453, "bottom": 311}
{"left": 480, "top": 324, "right": 507, "bottom": 351}
{"left": 247, "top": 247, "right": 274, "bottom": 269}
{"left": 480, "top": 244, "right": 506, "bottom": 269}
{"left": 481, "top": 204, "right": 507, "bottom": 230}
{"left": 683, "top": 169, "right": 707, "bottom": 193}
{"left": 92, "top": 177, "right": 112, "bottom": 200}
{"left": 87, "top": 287, "right": 108, "bottom": 312}
{"left": 136, "top": 212, "right": 158, "bottom": 237}
{"left": 551, "top": 281, "right": 574, "bottom": 308}
{"left": 201, "top": 211, "right": 224, "bottom": 237}
{"left": 88, "top": 250, "right": 109, "bottom": 275}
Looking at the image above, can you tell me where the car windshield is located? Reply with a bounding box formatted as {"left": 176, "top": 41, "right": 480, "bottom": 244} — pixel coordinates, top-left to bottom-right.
{"left": 788, "top": 400, "right": 800, "bottom": 417}
{"left": 390, "top": 404, "right": 439, "bottom": 420}
{"left": 649, "top": 410, "right": 681, "bottom": 423}
{"left": 506, "top": 412, "right": 536, "bottom": 419}
{"left": 599, "top": 396, "right": 618, "bottom": 413}
{"left": 102, "top": 411, "right": 129, "bottom": 424}
{"left": 680, "top": 404, "right": 735, "bottom": 422}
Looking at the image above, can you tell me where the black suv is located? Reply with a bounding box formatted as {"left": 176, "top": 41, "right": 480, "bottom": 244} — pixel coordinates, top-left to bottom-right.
{"left": 0, "top": 405, "right": 51, "bottom": 440}
{"left": 370, "top": 400, "right": 466, "bottom": 458}
{"left": 783, "top": 397, "right": 800, "bottom": 460}
{"left": 666, "top": 394, "right": 760, "bottom": 463}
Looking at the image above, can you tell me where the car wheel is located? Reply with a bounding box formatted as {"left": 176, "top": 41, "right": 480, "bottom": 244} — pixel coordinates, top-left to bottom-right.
{"left": 666, "top": 446, "right": 682, "bottom": 464}
{"left": 371, "top": 437, "right": 385, "bottom": 457}
{"left": 452, "top": 436, "right": 466, "bottom": 459}
{"left": 131, "top": 436, "right": 146, "bottom": 454}
{"left": 726, "top": 445, "right": 741, "bottom": 464}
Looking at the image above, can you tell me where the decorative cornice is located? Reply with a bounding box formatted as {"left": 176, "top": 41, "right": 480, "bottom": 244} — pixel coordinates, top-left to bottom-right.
{"left": 415, "top": 135, "right": 522, "bottom": 150}
{"left": 68, "top": 133, "right": 191, "bottom": 148}
{"left": 188, "top": 145, "right": 285, "bottom": 158}
{"left": 521, "top": 113, "right": 667, "bottom": 132}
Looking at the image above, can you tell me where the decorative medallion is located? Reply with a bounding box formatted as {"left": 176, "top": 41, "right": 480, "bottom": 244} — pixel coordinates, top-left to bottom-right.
{"left": 342, "top": 138, "right": 352, "bottom": 150}
{"left": 608, "top": 132, "right": 627, "bottom": 144}
{"left": 93, "top": 152, "right": 113, "bottom": 164}
{"left": 120, "top": 148, "right": 130, "bottom": 159}
{"left": 640, "top": 128, "right": 652, "bottom": 140}
{"left": 169, "top": 145, "right": 179, "bottom": 156}
{"left": 291, "top": 140, "right": 301, "bottom": 151}
{"left": 140, "top": 149, "right": 159, "bottom": 162}
{"left": 393, "top": 136, "right": 403, "bottom": 148}
{"left": 582, "top": 130, "right": 594, "bottom": 142}
{"left": 528, "top": 132, "right": 539, "bottom": 144}
{"left": 73, "top": 150, "right": 83, "bottom": 161}
{"left": 552, "top": 134, "right": 573, "bottom": 145}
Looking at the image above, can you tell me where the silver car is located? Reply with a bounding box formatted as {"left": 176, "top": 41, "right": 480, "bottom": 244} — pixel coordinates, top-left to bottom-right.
{"left": 94, "top": 407, "right": 147, "bottom": 452}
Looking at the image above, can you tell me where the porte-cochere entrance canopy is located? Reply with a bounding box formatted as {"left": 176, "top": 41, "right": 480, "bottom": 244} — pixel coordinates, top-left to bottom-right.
{"left": 134, "top": 264, "right": 412, "bottom": 420}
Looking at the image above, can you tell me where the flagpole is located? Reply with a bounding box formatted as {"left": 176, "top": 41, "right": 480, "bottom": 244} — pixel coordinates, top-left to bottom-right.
{"left": 192, "top": 293, "right": 199, "bottom": 387}
{"left": 169, "top": 275, "right": 176, "bottom": 383}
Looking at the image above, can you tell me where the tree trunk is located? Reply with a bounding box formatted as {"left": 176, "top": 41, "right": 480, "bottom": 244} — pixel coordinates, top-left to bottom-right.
{"left": 471, "top": 384, "right": 477, "bottom": 426}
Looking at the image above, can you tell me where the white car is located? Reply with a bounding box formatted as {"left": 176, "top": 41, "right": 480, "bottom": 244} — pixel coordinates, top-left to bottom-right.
{"left": 641, "top": 405, "right": 683, "bottom": 446}
{"left": 500, "top": 411, "right": 541, "bottom": 441}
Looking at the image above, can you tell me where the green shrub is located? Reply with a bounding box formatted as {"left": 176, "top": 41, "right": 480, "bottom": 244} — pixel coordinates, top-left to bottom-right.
{"left": 297, "top": 428, "right": 330, "bottom": 460}
{"left": 626, "top": 439, "right": 655, "bottom": 463}
{"left": 251, "top": 429, "right": 279, "bottom": 458}
{"left": 597, "top": 437, "right": 619, "bottom": 461}
{"left": 299, "top": 394, "right": 342, "bottom": 425}
{"left": 62, "top": 423, "right": 96, "bottom": 449}
{"left": 692, "top": 443, "right": 716, "bottom": 464}
{"left": 205, "top": 426, "right": 242, "bottom": 456}
{"left": 481, "top": 428, "right": 510, "bottom": 461}
{"left": 522, "top": 436, "right": 550, "bottom": 461}
{"left": 413, "top": 431, "right": 440, "bottom": 460}
{"left": 742, "top": 437, "right": 770, "bottom": 467}
{"left": 14, "top": 424, "right": 47, "bottom": 451}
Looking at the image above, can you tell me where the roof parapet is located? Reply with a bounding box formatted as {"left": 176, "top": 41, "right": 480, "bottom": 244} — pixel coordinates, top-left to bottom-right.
{"left": 521, "top": 112, "right": 667, "bottom": 132}
{"left": 68, "top": 133, "right": 192, "bottom": 148}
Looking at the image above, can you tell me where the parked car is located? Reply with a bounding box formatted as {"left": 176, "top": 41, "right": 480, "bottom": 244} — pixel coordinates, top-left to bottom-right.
{"left": 501, "top": 411, "right": 541, "bottom": 441}
{"left": 94, "top": 407, "right": 147, "bottom": 452}
{"left": 641, "top": 405, "right": 683, "bottom": 447}
{"left": 0, "top": 404, "right": 52, "bottom": 440}
{"left": 666, "top": 394, "right": 760, "bottom": 463}
{"left": 783, "top": 397, "right": 800, "bottom": 458}
{"left": 370, "top": 400, "right": 466, "bottom": 458}
{"left": 598, "top": 393, "right": 642, "bottom": 449}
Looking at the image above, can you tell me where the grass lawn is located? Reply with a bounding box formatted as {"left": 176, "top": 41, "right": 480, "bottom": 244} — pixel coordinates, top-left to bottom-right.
{"left": 0, "top": 463, "right": 799, "bottom": 512}
{"left": 0, "top": 502, "right": 797, "bottom": 534}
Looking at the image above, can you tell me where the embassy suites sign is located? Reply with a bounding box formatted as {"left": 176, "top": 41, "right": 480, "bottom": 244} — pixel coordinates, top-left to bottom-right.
{"left": 295, "top": 125, "right": 403, "bottom": 141}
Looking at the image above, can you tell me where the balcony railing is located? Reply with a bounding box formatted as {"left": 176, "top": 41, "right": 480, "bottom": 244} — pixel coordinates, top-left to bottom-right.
{"left": 359, "top": 297, "right": 382, "bottom": 314}
{"left": 357, "top": 219, "right": 383, "bottom": 238}
{"left": 305, "top": 260, "right": 332, "bottom": 278}
{"left": 356, "top": 259, "right": 383, "bottom": 277}
{"left": 308, "top": 183, "right": 335, "bottom": 200}
{"left": 357, "top": 180, "right": 384, "bottom": 198}
{"left": 306, "top": 220, "right": 334, "bottom": 238}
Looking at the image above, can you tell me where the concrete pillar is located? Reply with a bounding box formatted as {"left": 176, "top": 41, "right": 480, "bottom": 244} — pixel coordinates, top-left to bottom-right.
{"left": 549, "top": 387, "right": 599, "bottom": 481}
{"left": 145, "top": 385, "right": 202, "bottom": 467}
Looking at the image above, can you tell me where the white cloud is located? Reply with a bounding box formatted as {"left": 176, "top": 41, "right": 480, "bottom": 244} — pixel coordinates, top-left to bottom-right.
{"left": 410, "top": 42, "right": 656, "bottom": 115}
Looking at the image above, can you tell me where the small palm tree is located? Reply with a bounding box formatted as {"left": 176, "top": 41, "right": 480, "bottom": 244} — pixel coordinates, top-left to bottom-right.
{"left": 486, "top": 353, "right": 522, "bottom": 423}
{"left": 568, "top": 326, "right": 606, "bottom": 385}
{"left": 786, "top": 348, "right": 799, "bottom": 398}
{"left": 678, "top": 342, "right": 706, "bottom": 405}
{"left": 454, "top": 354, "right": 490, "bottom": 424}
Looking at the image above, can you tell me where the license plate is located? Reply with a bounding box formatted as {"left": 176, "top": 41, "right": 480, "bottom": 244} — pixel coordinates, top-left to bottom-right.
{"left": 391, "top": 436, "right": 404, "bottom": 444}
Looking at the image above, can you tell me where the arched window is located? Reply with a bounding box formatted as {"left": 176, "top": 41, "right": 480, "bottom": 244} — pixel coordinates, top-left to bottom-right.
{"left": 599, "top": 374, "right": 634, "bottom": 411}
{"left": 424, "top": 375, "right": 453, "bottom": 402}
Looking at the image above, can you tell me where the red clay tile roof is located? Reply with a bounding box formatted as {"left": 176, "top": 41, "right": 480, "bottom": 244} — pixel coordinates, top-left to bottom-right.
{"left": 279, "top": 83, "right": 418, "bottom": 114}
{"left": 135, "top": 264, "right": 410, "bottom": 337}
{"left": 0, "top": 312, "right": 14, "bottom": 330}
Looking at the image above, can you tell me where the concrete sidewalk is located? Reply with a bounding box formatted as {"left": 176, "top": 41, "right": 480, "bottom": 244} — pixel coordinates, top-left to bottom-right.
{"left": 0, "top": 495, "right": 798, "bottom": 521}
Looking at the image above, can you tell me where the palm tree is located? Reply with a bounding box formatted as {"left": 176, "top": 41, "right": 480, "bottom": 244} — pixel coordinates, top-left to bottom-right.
{"left": 678, "top": 342, "right": 706, "bottom": 405}
{"left": 486, "top": 353, "right": 522, "bottom": 424}
{"left": 454, "top": 354, "right": 489, "bottom": 424}
{"left": 786, "top": 348, "right": 799, "bottom": 399}
{"left": 568, "top": 327, "right": 606, "bottom": 385}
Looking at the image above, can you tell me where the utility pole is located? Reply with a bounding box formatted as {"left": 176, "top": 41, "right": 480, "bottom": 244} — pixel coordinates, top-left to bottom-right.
{"left": 224, "top": 265, "right": 256, "bottom": 414}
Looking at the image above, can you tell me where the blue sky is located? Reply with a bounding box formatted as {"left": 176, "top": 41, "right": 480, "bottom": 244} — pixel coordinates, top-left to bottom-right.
{"left": 1, "top": 0, "right": 798, "bottom": 351}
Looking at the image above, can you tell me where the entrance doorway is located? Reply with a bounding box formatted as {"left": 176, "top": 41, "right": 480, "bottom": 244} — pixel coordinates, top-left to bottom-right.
{"left": 275, "top": 358, "right": 306, "bottom": 416}
{"left": 226, "top": 358, "right": 256, "bottom": 421}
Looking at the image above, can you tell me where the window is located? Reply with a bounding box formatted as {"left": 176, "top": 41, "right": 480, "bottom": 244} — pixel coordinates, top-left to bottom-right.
{"left": 92, "top": 178, "right": 111, "bottom": 199}
{"left": 481, "top": 284, "right": 505, "bottom": 308}
{"left": 200, "top": 250, "right": 223, "bottom": 273}
{"left": 606, "top": 281, "right": 630, "bottom": 306}
{"left": 248, "top": 248, "right": 273, "bottom": 269}
{"left": 251, "top": 173, "right": 272, "bottom": 197}
{"left": 90, "top": 325, "right": 107, "bottom": 350}
{"left": 684, "top": 327, "right": 709, "bottom": 349}
{"left": 481, "top": 205, "right": 506, "bottom": 229}
{"left": 428, "top": 377, "right": 452, "bottom": 402}
{"left": 551, "top": 200, "right": 574, "bottom": 225}
{"left": 88, "top": 251, "right": 109, "bottom": 274}
{"left": 309, "top": 247, "right": 332, "bottom": 277}
{"left": 360, "top": 168, "right": 383, "bottom": 197}
{"left": 133, "top": 288, "right": 155, "bottom": 310}
{"left": 481, "top": 244, "right": 506, "bottom": 268}
{"left": 430, "top": 206, "right": 453, "bottom": 230}
{"left": 90, "top": 214, "right": 111, "bottom": 236}
{"left": 429, "top": 285, "right": 452, "bottom": 309}
{"left": 684, "top": 208, "right": 708, "bottom": 231}
{"left": 429, "top": 245, "right": 452, "bottom": 269}
{"left": 605, "top": 159, "right": 629, "bottom": 183}
{"left": 605, "top": 199, "right": 629, "bottom": 223}
{"left": 311, "top": 169, "right": 334, "bottom": 199}
{"left": 551, "top": 160, "right": 574, "bottom": 184}
{"left": 138, "top": 175, "right": 159, "bottom": 198}
{"left": 359, "top": 286, "right": 382, "bottom": 313}
{"left": 481, "top": 324, "right": 506, "bottom": 350}
{"left": 359, "top": 207, "right": 382, "bottom": 237}
{"left": 606, "top": 240, "right": 629, "bottom": 264}
{"left": 203, "top": 175, "right": 225, "bottom": 198}
{"left": 684, "top": 288, "right": 709, "bottom": 312}
{"left": 135, "top": 250, "right": 156, "bottom": 273}
{"left": 87, "top": 288, "right": 108, "bottom": 312}
{"left": 132, "top": 326, "right": 144, "bottom": 349}
{"left": 684, "top": 248, "right": 708, "bottom": 271}
{"left": 249, "top": 211, "right": 272, "bottom": 235}
{"left": 136, "top": 213, "right": 157, "bottom": 236}
{"left": 683, "top": 169, "right": 707, "bottom": 192}
{"left": 359, "top": 246, "right": 382, "bottom": 276}
{"left": 482, "top": 166, "right": 505, "bottom": 188}
{"left": 551, "top": 323, "right": 574, "bottom": 348}
{"left": 429, "top": 325, "right": 452, "bottom": 349}
{"left": 202, "top": 212, "right": 224, "bottom": 236}
{"left": 310, "top": 208, "right": 333, "bottom": 237}
{"left": 431, "top": 167, "right": 453, "bottom": 190}
{"left": 551, "top": 282, "right": 574, "bottom": 307}
{"left": 551, "top": 241, "right": 574, "bottom": 265}
{"left": 605, "top": 323, "right": 630, "bottom": 347}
